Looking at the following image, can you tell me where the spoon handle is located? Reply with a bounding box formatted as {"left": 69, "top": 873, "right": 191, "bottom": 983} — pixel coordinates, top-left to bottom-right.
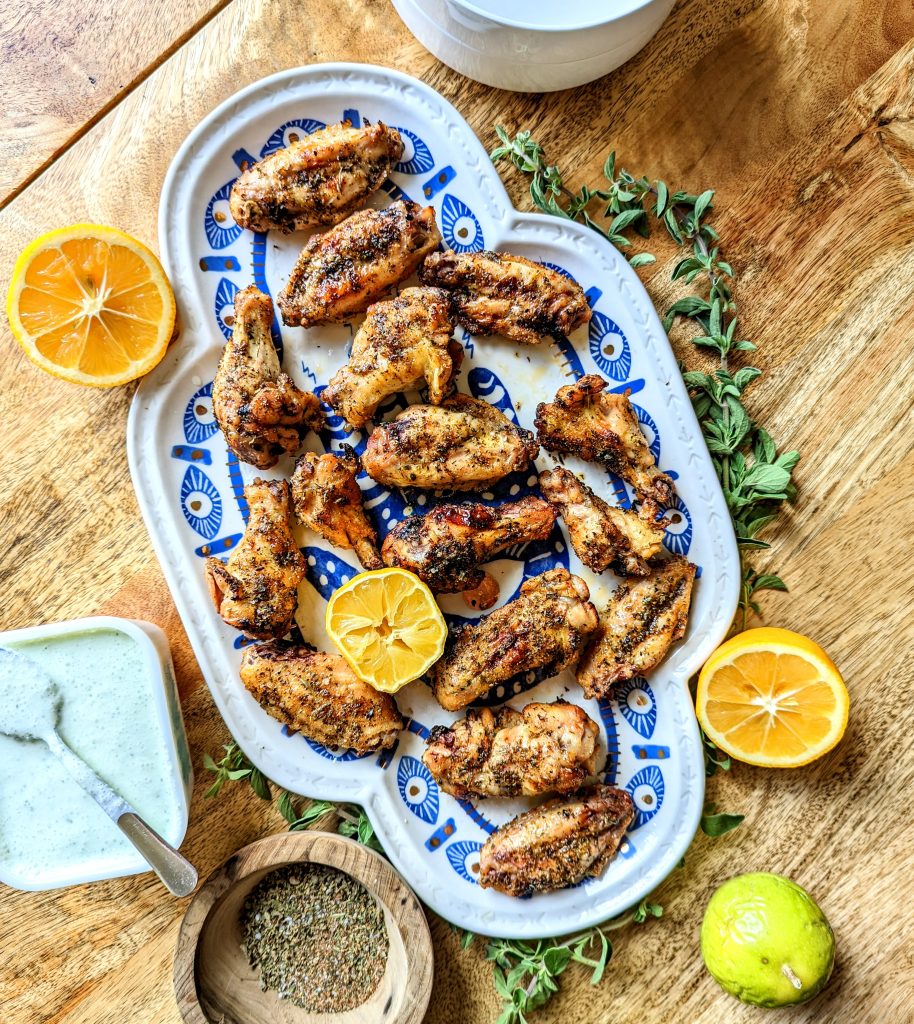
{"left": 43, "top": 728, "right": 197, "bottom": 896}
{"left": 117, "top": 814, "right": 198, "bottom": 896}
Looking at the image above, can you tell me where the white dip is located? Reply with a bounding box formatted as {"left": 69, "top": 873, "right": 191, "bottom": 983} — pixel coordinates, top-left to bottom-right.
{"left": 0, "top": 628, "right": 181, "bottom": 887}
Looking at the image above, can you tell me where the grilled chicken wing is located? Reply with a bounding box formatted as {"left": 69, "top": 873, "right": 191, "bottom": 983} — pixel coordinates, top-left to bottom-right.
{"left": 229, "top": 121, "right": 403, "bottom": 233}
{"left": 362, "top": 394, "right": 538, "bottom": 492}
{"left": 539, "top": 467, "right": 665, "bottom": 576}
{"left": 278, "top": 200, "right": 441, "bottom": 327}
{"left": 577, "top": 558, "right": 697, "bottom": 696}
{"left": 479, "top": 785, "right": 635, "bottom": 897}
{"left": 423, "top": 701, "right": 599, "bottom": 799}
{"left": 290, "top": 447, "right": 381, "bottom": 569}
{"left": 323, "top": 286, "right": 459, "bottom": 429}
{"left": 212, "top": 287, "right": 323, "bottom": 469}
{"left": 381, "top": 497, "right": 556, "bottom": 603}
{"left": 205, "top": 479, "right": 305, "bottom": 639}
{"left": 430, "top": 568, "right": 598, "bottom": 711}
{"left": 240, "top": 640, "right": 403, "bottom": 753}
{"left": 535, "top": 375, "right": 674, "bottom": 505}
{"left": 419, "top": 250, "right": 591, "bottom": 344}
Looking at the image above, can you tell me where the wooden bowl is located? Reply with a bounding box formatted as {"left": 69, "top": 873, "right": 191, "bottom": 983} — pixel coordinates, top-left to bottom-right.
{"left": 173, "top": 831, "right": 433, "bottom": 1024}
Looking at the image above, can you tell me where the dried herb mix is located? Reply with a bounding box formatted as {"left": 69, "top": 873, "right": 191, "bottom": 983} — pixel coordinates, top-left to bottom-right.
{"left": 241, "top": 863, "right": 388, "bottom": 1012}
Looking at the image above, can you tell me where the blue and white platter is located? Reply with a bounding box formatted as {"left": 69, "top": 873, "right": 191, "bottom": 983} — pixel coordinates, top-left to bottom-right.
{"left": 128, "top": 64, "right": 740, "bottom": 938}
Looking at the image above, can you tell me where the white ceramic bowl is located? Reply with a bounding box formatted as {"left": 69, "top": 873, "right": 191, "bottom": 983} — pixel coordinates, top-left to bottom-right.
{"left": 0, "top": 617, "right": 192, "bottom": 890}
{"left": 391, "top": 0, "right": 676, "bottom": 92}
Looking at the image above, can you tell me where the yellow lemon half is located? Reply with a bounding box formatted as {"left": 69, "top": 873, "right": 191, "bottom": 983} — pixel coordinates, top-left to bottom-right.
{"left": 696, "top": 627, "right": 848, "bottom": 768}
{"left": 7, "top": 224, "right": 176, "bottom": 387}
{"left": 325, "top": 567, "right": 447, "bottom": 693}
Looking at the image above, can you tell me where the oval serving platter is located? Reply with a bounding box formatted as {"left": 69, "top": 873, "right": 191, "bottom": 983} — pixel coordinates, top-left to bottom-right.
{"left": 128, "top": 64, "right": 740, "bottom": 938}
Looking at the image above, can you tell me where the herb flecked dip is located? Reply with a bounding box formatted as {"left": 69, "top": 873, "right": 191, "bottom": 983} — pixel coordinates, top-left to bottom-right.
{"left": 241, "top": 863, "right": 388, "bottom": 1012}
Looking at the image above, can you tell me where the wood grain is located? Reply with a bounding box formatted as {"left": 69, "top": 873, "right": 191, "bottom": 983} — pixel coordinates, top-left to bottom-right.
{"left": 2, "top": 1, "right": 914, "bottom": 1023}
{"left": 0, "top": 0, "right": 231, "bottom": 204}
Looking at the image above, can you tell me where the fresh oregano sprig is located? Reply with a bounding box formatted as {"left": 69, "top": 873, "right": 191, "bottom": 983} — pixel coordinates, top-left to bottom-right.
{"left": 491, "top": 127, "right": 800, "bottom": 626}
{"left": 480, "top": 900, "right": 663, "bottom": 1024}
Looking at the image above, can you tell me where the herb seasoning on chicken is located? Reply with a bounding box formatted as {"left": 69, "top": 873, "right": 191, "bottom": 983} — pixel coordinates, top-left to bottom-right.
{"left": 211, "top": 286, "right": 323, "bottom": 469}
{"left": 479, "top": 784, "right": 635, "bottom": 897}
{"left": 430, "top": 568, "right": 598, "bottom": 711}
{"left": 419, "top": 249, "right": 591, "bottom": 344}
{"left": 229, "top": 120, "right": 404, "bottom": 232}
{"left": 536, "top": 374, "right": 674, "bottom": 505}
{"left": 278, "top": 200, "right": 441, "bottom": 327}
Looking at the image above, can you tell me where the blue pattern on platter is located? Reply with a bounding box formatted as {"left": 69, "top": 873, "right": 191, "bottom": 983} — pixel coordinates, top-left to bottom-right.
{"left": 625, "top": 766, "right": 665, "bottom": 829}
{"left": 304, "top": 736, "right": 370, "bottom": 762}
{"left": 183, "top": 381, "right": 219, "bottom": 444}
{"left": 632, "top": 403, "right": 661, "bottom": 461}
{"left": 447, "top": 840, "right": 483, "bottom": 883}
{"left": 204, "top": 181, "right": 243, "bottom": 250}
{"left": 397, "top": 756, "right": 440, "bottom": 824}
{"left": 180, "top": 465, "right": 222, "bottom": 539}
{"left": 440, "top": 194, "right": 484, "bottom": 252}
{"left": 136, "top": 70, "right": 740, "bottom": 938}
{"left": 615, "top": 679, "right": 658, "bottom": 739}
{"left": 662, "top": 495, "right": 693, "bottom": 556}
{"left": 393, "top": 126, "right": 434, "bottom": 175}
{"left": 214, "top": 277, "right": 240, "bottom": 340}
{"left": 589, "top": 310, "right": 632, "bottom": 381}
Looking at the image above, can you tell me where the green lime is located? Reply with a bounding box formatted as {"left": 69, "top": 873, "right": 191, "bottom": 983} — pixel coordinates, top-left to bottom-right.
{"left": 700, "top": 872, "right": 835, "bottom": 1007}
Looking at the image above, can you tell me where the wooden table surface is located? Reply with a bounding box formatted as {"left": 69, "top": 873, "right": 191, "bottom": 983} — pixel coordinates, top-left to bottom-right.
{"left": 2, "top": 2, "right": 913, "bottom": 1022}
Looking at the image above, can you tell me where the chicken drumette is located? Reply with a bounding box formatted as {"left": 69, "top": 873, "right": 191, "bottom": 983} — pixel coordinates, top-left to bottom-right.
{"left": 479, "top": 784, "right": 635, "bottom": 897}
{"left": 205, "top": 478, "right": 305, "bottom": 639}
{"left": 240, "top": 640, "right": 403, "bottom": 754}
{"left": 423, "top": 701, "right": 599, "bottom": 799}
{"left": 278, "top": 200, "right": 441, "bottom": 327}
{"left": 362, "top": 394, "right": 538, "bottom": 493}
{"left": 535, "top": 375, "right": 674, "bottom": 505}
{"left": 577, "top": 557, "right": 697, "bottom": 697}
{"left": 419, "top": 250, "right": 591, "bottom": 344}
{"left": 290, "top": 447, "right": 381, "bottom": 569}
{"left": 539, "top": 467, "right": 665, "bottom": 577}
{"left": 430, "top": 568, "right": 598, "bottom": 711}
{"left": 381, "top": 496, "right": 556, "bottom": 607}
{"left": 229, "top": 121, "right": 404, "bottom": 233}
{"left": 212, "top": 287, "right": 323, "bottom": 469}
{"left": 323, "top": 286, "right": 460, "bottom": 429}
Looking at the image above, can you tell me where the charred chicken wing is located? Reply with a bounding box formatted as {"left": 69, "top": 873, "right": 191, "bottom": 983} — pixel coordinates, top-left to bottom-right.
{"left": 277, "top": 200, "right": 441, "bottom": 327}
{"left": 212, "top": 287, "right": 323, "bottom": 469}
{"left": 240, "top": 640, "right": 403, "bottom": 754}
{"left": 479, "top": 784, "right": 635, "bottom": 897}
{"left": 290, "top": 447, "right": 382, "bottom": 569}
{"left": 539, "top": 467, "right": 665, "bottom": 576}
{"left": 535, "top": 375, "right": 674, "bottom": 505}
{"left": 430, "top": 568, "right": 598, "bottom": 711}
{"left": 229, "top": 121, "right": 404, "bottom": 233}
{"left": 577, "top": 557, "right": 697, "bottom": 697}
{"left": 419, "top": 249, "right": 591, "bottom": 344}
{"left": 362, "top": 394, "right": 538, "bottom": 492}
{"left": 423, "top": 701, "right": 599, "bottom": 799}
{"left": 323, "top": 286, "right": 459, "bottom": 429}
{"left": 205, "top": 479, "right": 305, "bottom": 639}
{"left": 381, "top": 497, "right": 556, "bottom": 601}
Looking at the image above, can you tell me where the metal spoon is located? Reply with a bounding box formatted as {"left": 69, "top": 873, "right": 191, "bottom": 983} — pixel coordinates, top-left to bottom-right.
{"left": 0, "top": 646, "right": 198, "bottom": 897}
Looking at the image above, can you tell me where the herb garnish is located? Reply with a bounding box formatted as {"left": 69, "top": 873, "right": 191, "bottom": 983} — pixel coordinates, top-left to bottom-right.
{"left": 490, "top": 127, "right": 800, "bottom": 626}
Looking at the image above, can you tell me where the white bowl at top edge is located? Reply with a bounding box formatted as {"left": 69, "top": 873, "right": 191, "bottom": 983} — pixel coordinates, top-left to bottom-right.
{"left": 0, "top": 616, "right": 192, "bottom": 891}
{"left": 391, "top": 0, "right": 676, "bottom": 92}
